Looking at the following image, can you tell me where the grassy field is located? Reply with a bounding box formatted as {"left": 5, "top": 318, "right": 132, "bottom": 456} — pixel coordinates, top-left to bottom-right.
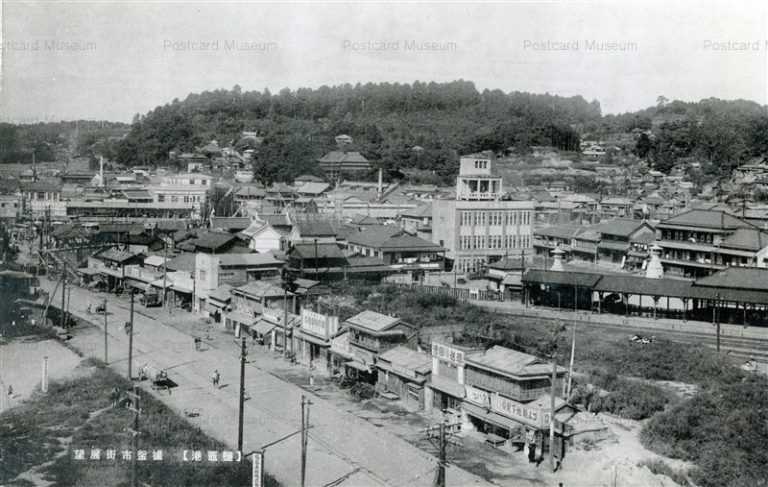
{"left": 0, "top": 358, "right": 279, "bottom": 487}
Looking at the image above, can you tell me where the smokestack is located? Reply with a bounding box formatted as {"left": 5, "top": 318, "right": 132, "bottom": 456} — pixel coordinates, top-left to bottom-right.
{"left": 377, "top": 168, "right": 383, "bottom": 201}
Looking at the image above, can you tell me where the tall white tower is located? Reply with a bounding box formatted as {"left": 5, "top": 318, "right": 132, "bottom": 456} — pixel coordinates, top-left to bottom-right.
{"left": 455, "top": 154, "right": 503, "bottom": 201}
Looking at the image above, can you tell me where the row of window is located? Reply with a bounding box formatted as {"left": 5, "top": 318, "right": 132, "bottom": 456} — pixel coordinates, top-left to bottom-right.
{"left": 459, "top": 210, "right": 530, "bottom": 227}
{"left": 456, "top": 257, "right": 486, "bottom": 273}
{"left": 458, "top": 234, "right": 531, "bottom": 250}
{"left": 157, "top": 194, "right": 202, "bottom": 203}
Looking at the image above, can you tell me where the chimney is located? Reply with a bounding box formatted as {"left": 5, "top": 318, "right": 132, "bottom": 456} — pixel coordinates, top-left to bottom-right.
{"left": 99, "top": 156, "right": 105, "bottom": 188}
{"left": 377, "top": 168, "right": 383, "bottom": 201}
{"left": 550, "top": 246, "right": 565, "bottom": 271}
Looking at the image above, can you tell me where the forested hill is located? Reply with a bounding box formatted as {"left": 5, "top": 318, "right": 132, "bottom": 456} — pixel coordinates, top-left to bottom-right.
{"left": 114, "top": 81, "right": 598, "bottom": 181}
{"left": 114, "top": 81, "right": 768, "bottom": 184}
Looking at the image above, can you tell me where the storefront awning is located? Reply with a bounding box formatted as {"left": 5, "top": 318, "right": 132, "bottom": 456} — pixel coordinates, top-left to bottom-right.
{"left": 78, "top": 267, "right": 102, "bottom": 276}
{"left": 125, "top": 279, "right": 151, "bottom": 292}
{"left": 376, "top": 362, "right": 426, "bottom": 384}
{"left": 171, "top": 283, "right": 193, "bottom": 294}
{"left": 226, "top": 311, "right": 256, "bottom": 326}
{"left": 428, "top": 376, "right": 465, "bottom": 399}
{"left": 462, "top": 401, "right": 530, "bottom": 431}
{"left": 251, "top": 319, "right": 276, "bottom": 336}
{"left": 295, "top": 329, "right": 330, "bottom": 347}
{"left": 345, "top": 360, "right": 372, "bottom": 373}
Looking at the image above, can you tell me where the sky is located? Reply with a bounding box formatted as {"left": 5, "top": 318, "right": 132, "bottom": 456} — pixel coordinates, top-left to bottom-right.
{"left": 1, "top": 0, "right": 768, "bottom": 123}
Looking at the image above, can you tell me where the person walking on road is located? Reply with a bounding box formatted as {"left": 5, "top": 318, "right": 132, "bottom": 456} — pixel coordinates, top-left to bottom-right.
{"left": 211, "top": 370, "right": 220, "bottom": 389}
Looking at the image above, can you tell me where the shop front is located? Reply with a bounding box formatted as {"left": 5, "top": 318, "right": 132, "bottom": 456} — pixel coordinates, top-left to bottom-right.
{"left": 375, "top": 346, "right": 431, "bottom": 410}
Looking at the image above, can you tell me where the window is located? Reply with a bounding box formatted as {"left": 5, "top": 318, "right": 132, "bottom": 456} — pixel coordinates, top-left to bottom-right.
{"left": 158, "top": 195, "right": 165, "bottom": 202}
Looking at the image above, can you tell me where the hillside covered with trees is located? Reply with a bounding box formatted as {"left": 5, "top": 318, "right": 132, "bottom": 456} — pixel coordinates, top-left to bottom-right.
{"left": 113, "top": 81, "right": 596, "bottom": 182}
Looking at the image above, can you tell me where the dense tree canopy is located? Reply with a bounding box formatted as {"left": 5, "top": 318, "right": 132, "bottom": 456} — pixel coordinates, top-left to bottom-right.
{"left": 113, "top": 81, "right": 595, "bottom": 182}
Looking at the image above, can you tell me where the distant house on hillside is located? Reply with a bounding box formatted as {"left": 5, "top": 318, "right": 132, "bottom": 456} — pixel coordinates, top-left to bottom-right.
{"left": 317, "top": 151, "right": 371, "bottom": 180}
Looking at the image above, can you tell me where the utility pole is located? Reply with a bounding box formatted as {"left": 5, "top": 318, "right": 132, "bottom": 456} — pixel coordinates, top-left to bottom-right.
{"left": 437, "top": 420, "right": 447, "bottom": 487}
{"left": 126, "top": 386, "right": 141, "bottom": 487}
{"left": 283, "top": 288, "right": 289, "bottom": 357}
{"left": 162, "top": 242, "right": 168, "bottom": 310}
{"left": 549, "top": 356, "right": 557, "bottom": 472}
{"left": 714, "top": 293, "right": 721, "bottom": 353}
{"left": 67, "top": 282, "right": 72, "bottom": 326}
{"left": 566, "top": 323, "right": 576, "bottom": 398}
{"left": 301, "top": 395, "right": 312, "bottom": 487}
{"left": 128, "top": 290, "right": 135, "bottom": 380}
{"left": 103, "top": 298, "right": 108, "bottom": 363}
{"left": 238, "top": 336, "right": 247, "bottom": 451}
{"left": 60, "top": 278, "right": 67, "bottom": 328}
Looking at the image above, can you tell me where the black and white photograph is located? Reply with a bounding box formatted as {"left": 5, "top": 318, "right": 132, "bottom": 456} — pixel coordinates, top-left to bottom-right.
{"left": 1, "top": 1, "right": 767, "bottom": 486}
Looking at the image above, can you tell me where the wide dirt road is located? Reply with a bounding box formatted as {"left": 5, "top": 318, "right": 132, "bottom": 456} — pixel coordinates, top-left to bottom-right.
{"left": 41, "top": 279, "right": 491, "bottom": 487}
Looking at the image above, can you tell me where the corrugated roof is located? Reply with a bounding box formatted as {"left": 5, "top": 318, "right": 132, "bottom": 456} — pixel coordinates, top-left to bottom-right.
{"left": 345, "top": 224, "right": 404, "bottom": 247}
{"left": 694, "top": 267, "right": 768, "bottom": 291}
{"left": 290, "top": 242, "right": 345, "bottom": 259}
{"left": 143, "top": 255, "right": 167, "bottom": 267}
{"left": 594, "top": 275, "right": 693, "bottom": 297}
{"left": 233, "top": 280, "right": 285, "bottom": 298}
{"left": 465, "top": 346, "right": 566, "bottom": 377}
{"left": 595, "top": 219, "right": 654, "bottom": 238}
{"left": 317, "top": 151, "right": 370, "bottom": 164}
{"left": 658, "top": 209, "right": 753, "bottom": 230}
{"left": 346, "top": 310, "right": 400, "bottom": 332}
{"left": 399, "top": 203, "right": 432, "bottom": 219}
{"left": 295, "top": 220, "right": 336, "bottom": 237}
{"left": 192, "top": 231, "right": 236, "bottom": 250}
{"left": 378, "top": 346, "right": 431, "bottom": 374}
{"left": 720, "top": 228, "right": 768, "bottom": 251}
{"left": 97, "top": 248, "right": 142, "bottom": 263}
{"left": 534, "top": 225, "right": 583, "bottom": 240}
{"left": 165, "top": 253, "right": 195, "bottom": 272}
{"left": 209, "top": 284, "right": 233, "bottom": 302}
{"left": 522, "top": 269, "right": 602, "bottom": 287}
{"left": 296, "top": 182, "right": 330, "bottom": 195}
{"left": 211, "top": 217, "right": 252, "bottom": 232}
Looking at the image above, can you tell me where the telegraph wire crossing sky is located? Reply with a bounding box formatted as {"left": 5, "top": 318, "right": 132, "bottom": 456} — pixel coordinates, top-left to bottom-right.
{"left": 1, "top": 0, "right": 767, "bottom": 122}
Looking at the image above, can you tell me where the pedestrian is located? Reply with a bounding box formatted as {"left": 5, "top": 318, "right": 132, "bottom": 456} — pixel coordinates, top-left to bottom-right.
{"left": 211, "top": 370, "right": 220, "bottom": 389}
{"left": 7, "top": 385, "right": 13, "bottom": 397}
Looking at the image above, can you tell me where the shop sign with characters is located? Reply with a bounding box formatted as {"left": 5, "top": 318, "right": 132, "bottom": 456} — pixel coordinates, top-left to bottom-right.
{"left": 431, "top": 343, "right": 465, "bottom": 366}
{"left": 490, "top": 394, "right": 551, "bottom": 428}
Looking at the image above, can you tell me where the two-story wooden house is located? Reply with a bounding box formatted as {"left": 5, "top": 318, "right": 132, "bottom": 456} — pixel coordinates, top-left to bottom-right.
{"left": 340, "top": 310, "right": 416, "bottom": 382}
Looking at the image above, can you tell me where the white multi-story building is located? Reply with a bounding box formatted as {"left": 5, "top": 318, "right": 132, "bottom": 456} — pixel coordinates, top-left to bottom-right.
{"left": 150, "top": 173, "right": 211, "bottom": 218}
{"left": 432, "top": 154, "right": 534, "bottom": 273}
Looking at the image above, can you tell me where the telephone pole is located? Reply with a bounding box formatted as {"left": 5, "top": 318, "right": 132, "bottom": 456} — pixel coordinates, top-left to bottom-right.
{"left": 126, "top": 386, "right": 141, "bottom": 487}
{"left": 60, "top": 278, "right": 67, "bottom": 328}
{"left": 128, "top": 290, "right": 135, "bottom": 380}
{"left": 103, "top": 298, "right": 108, "bottom": 363}
{"left": 435, "top": 421, "right": 446, "bottom": 487}
{"left": 238, "top": 336, "right": 246, "bottom": 451}
{"left": 549, "top": 356, "right": 557, "bottom": 472}
{"left": 301, "top": 395, "right": 312, "bottom": 487}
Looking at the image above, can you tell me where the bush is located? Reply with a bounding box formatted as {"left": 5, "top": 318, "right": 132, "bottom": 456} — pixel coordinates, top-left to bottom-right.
{"left": 349, "top": 382, "right": 375, "bottom": 401}
{"left": 641, "top": 373, "right": 768, "bottom": 487}
{"left": 637, "top": 459, "right": 689, "bottom": 485}
{"left": 572, "top": 371, "right": 670, "bottom": 420}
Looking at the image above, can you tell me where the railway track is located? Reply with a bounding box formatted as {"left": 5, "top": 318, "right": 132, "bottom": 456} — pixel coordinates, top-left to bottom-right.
{"left": 486, "top": 306, "right": 768, "bottom": 363}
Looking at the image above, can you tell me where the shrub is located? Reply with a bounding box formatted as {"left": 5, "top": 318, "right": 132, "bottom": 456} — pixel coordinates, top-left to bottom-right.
{"left": 572, "top": 372, "right": 670, "bottom": 420}
{"left": 641, "top": 374, "right": 768, "bottom": 487}
{"left": 349, "top": 382, "right": 375, "bottom": 401}
{"left": 637, "top": 459, "right": 689, "bottom": 485}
